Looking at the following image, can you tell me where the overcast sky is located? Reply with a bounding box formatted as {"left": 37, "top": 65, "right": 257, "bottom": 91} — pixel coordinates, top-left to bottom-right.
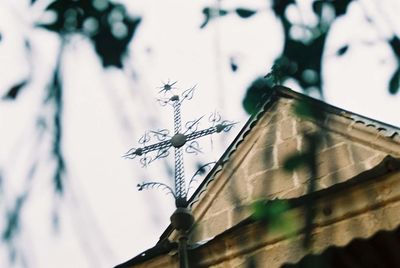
{"left": 0, "top": 0, "right": 399, "bottom": 267}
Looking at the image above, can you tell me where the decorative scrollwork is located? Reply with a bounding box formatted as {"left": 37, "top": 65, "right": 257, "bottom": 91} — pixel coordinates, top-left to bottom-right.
{"left": 187, "top": 161, "right": 217, "bottom": 193}
{"left": 180, "top": 85, "right": 196, "bottom": 102}
{"left": 140, "top": 155, "right": 152, "bottom": 167}
{"left": 215, "top": 120, "right": 237, "bottom": 133}
{"left": 151, "top": 129, "right": 170, "bottom": 141}
{"left": 185, "top": 141, "right": 202, "bottom": 155}
{"left": 123, "top": 147, "right": 139, "bottom": 159}
{"left": 220, "top": 120, "right": 237, "bottom": 132}
{"left": 125, "top": 82, "right": 235, "bottom": 208}
{"left": 158, "top": 80, "right": 177, "bottom": 94}
{"left": 137, "top": 182, "right": 176, "bottom": 198}
{"left": 184, "top": 116, "right": 204, "bottom": 134}
{"left": 154, "top": 148, "right": 170, "bottom": 160}
{"left": 209, "top": 111, "right": 221, "bottom": 126}
{"left": 139, "top": 132, "right": 151, "bottom": 145}
{"left": 157, "top": 97, "right": 171, "bottom": 106}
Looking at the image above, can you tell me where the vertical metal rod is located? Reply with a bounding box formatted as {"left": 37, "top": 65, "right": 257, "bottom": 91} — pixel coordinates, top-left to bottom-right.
{"left": 178, "top": 231, "right": 190, "bottom": 268}
{"left": 173, "top": 99, "right": 186, "bottom": 207}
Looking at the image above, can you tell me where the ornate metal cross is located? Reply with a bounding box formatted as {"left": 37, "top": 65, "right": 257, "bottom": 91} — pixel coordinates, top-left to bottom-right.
{"left": 124, "top": 81, "right": 235, "bottom": 208}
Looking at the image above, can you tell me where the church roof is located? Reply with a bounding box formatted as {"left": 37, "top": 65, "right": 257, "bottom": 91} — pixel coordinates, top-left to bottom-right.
{"left": 115, "top": 86, "right": 400, "bottom": 267}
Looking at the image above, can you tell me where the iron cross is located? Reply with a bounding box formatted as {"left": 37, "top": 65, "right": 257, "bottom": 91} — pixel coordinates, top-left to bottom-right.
{"left": 124, "top": 81, "right": 235, "bottom": 208}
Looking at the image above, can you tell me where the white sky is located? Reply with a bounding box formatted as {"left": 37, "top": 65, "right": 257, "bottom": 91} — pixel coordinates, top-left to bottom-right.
{"left": 0, "top": 0, "right": 399, "bottom": 267}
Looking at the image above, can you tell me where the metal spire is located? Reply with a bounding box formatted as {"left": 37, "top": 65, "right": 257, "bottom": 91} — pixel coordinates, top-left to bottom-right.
{"left": 124, "top": 81, "right": 235, "bottom": 208}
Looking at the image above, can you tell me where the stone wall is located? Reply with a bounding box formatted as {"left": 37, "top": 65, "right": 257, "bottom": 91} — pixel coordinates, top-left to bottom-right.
{"left": 190, "top": 97, "right": 390, "bottom": 243}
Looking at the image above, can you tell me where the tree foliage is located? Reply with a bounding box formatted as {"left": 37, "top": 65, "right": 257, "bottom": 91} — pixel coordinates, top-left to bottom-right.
{"left": 1, "top": 1, "right": 141, "bottom": 264}
{"left": 200, "top": 0, "right": 400, "bottom": 112}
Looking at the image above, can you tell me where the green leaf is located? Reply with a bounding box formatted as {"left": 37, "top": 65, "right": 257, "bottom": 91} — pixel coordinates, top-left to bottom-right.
{"left": 389, "top": 67, "right": 400, "bottom": 94}
{"left": 200, "top": 7, "right": 228, "bottom": 28}
{"left": 293, "top": 101, "right": 314, "bottom": 119}
{"left": 251, "top": 200, "right": 296, "bottom": 236}
{"left": 336, "top": 45, "right": 349, "bottom": 56}
{"left": 312, "top": 0, "right": 323, "bottom": 16}
{"left": 389, "top": 36, "right": 400, "bottom": 57}
{"left": 2, "top": 80, "right": 28, "bottom": 100}
{"left": 235, "top": 8, "right": 257, "bottom": 18}
{"left": 283, "top": 153, "right": 305, "bottom": 171}
{"left": 242, "top": 77, "right": 273, "bottom": 115}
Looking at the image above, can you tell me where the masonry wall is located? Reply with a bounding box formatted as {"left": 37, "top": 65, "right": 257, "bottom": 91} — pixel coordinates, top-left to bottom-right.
{"left": 189, "top": 97, "right": 394, "bottom": 243}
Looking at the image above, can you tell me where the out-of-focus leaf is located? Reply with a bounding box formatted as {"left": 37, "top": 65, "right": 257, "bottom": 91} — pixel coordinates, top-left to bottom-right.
{"left": 37, "top": 0, "right": 141, "bottom": 68}
{"left": 230, "top": 57, "right": 238, "bottom": 72}
{"left": 271, "top": 0, "right": 294, "bottom": 17}
{"left": 251, "top": 200, "right": 296, "bottom": 236}
{"left": 242, "top": 77, "right": 273, "bottom": 115}
{"left": 312, "top": 0, "right": 323, "bottom": 16}
{"left": 293, "top": 101, "right": 314, "bottom": 119}
{"left": 2, "top": 81, "right": 28, "bottom": 100}
{"left": 2, "top": 195, "right": 26, "bottom": 242}
{"left": 332, "top": 0, "right": 352, "bottom": 17}
{"left": 235, "top": 8, "right": 257, "bottom": 18}
{"left": 200, "top": 7, "right": 228, "bottom": 29}
{"left": 284, "top": 153, "right": 306, "bottom": 171}
{"left": 389, "top": 36, "right": 400, "bottom": 58}
{"left": 389, "top": 67, "right": 400, "bottom": 94}
{"left": 336, "top": 45, "right": 349, "bottom": 56}
{"left": 50, "top": 67, "right": 65, "bottom": 194}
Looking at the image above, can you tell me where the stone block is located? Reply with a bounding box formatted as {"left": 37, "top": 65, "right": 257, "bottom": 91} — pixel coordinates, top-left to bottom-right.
{"left": 316, "top": 143, "right": 352, "bottom": 178}
{"left": 350, "top": 143, "right": 378, "bottom": 162}
{"left": 295, "top": 165, "right": 312, "bottom": 183}
{"left": 277, "top": 137, "right": 299, "bottom": 167}
{"left": 279, "top": 118, "right": 296, "bottom": 141}
{"left": 208, "top": 194, "right": 234, "bottom": 216}
{"left": 278, "top": 185, "right": 307, "bottom": 199}
{"left": 319, "top": 163, "right": 366, "bottom": 188}
{"left": 250, "top": 169, "right": 295, "bottom": 198}
{"left": 247, "top": 146, "right": 275, "bottom": 175}
{"left": 297, "top": 119, "right": 318, "bottom": 134}
{"left": 202, "top": 210, "right": 230, "bottom": 238}
{"left": 258, "top": 124, "right": 278, "bottom": 148}
{"left": 227, "top": 172, "right": 249, "bottom": 203}
{"left": 321, "top": 132, "right": 346, "bottom": 150}
{"left": 231, "top": 205, "right": 251, "bottom": 227}
{"left": 190, "top": 222, "right": 205, "bottom": 243}
{"left": 367, "top": 154, "right": 385, "bottom": 168}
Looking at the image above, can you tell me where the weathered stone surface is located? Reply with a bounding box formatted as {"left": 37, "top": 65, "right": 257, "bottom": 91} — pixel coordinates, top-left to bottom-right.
{"left": 367, "top": 154, "right": 385, "bottom": 168}
{"left": 277, "top": 137, "right": 299, "bottom": 167}
{"left": 295, "top": 165, "right": 312, "bottom": 183}
{"left": 350, "top": 143, "right": 378, "bottom": 162}
{"left": 231, "top": 205, "right": 251, "bottom": 227}
{"left": 319, "top": 163, "right": 367, "bottom": 188}
{"left": 278, "top": 185, "right": 307, "bottom": 199}
{"left": 258, "top": 124, "right": 278, "bottom": 148}
{"left": 190, "top": 222, "right": 205, "bottom": 243}
{"left": 280, "top": 118, "right": 296, "bottom": 141}
{"left": 250, "top": 169, "right": 295, "bottom": 198}
{"left": 202, "top": 210, "right": 230, "bottom": 238}
{"left": 297, "top": 119, "right": 318, "bottom": 134}
{"left": 321, "top": 132, "right": 346, "bottom": 150}
{"left": 208, "top": 193, "right": 234, "bottom": 215}
{"left": 316, "top": 143, "right": 352, "bottom": 178}
{"left": 247, "top": 146, "right": 275, "bottom": 175}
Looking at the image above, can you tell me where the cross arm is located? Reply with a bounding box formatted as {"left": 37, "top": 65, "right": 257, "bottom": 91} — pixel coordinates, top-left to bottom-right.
{"left": 124, "top": 139, "right": 171, "bottom": 158}
{"left": 186, "top": 122, "right": 237, "bottom": 142}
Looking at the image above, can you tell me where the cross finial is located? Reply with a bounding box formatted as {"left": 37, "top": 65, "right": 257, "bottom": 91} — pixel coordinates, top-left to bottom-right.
{"left": 124, "top": 81, "right": 236, "bottom": 208}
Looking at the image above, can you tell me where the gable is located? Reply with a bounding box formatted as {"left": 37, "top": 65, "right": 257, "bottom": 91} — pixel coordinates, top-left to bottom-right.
{"left": 185, "top": 87, "right": 400, "bottom": 243}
